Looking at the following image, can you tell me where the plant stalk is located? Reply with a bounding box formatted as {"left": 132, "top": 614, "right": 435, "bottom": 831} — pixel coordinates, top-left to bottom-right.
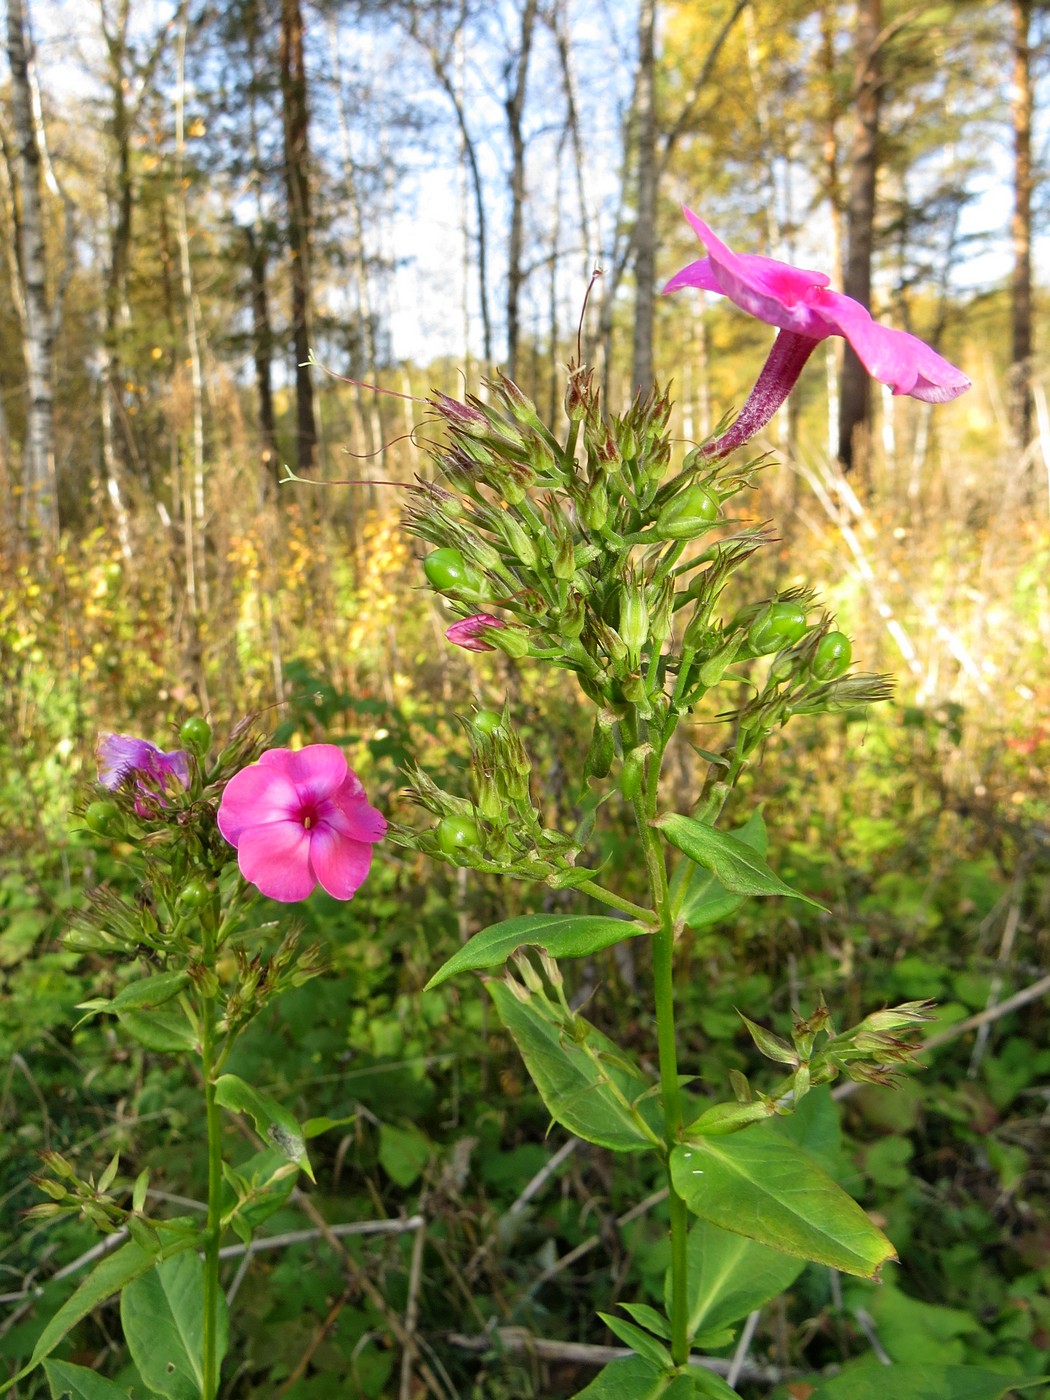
{"left": 633, "top": 730, "right": 690, "bottom": 1368}
{"left": 200, "top": 933, "right": 222, "bottom": 1399}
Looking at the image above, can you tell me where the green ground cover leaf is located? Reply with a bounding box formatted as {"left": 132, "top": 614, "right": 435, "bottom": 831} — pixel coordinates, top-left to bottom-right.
{"left": 810, "top": 1364, "right": 1049, "bottom": 1399}
{"left": 426, "top": 913, "right": 647, "bottom": 990}
{"left": 121, "top": 1252, "right": 229, "bottom": 1400}
{"left": 670, "top": 1129, "right": 895, "bottom": 1278}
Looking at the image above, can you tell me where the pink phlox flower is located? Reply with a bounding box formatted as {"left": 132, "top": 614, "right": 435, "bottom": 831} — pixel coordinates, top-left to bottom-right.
{"left": 96, "top": 733, "right": 190, "bottom": 813}
{"left": 663, "top": 210, "right": 970, "bottom": 460}
{"left": 217, "top": 744, "right": 386, "bottom": 903}
{"left": 446, "top": 614, "right": 506, "bottom": 652}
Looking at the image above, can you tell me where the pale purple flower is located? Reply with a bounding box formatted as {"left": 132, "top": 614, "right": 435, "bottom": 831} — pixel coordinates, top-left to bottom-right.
{"left": 664, "top": 209, "right": 971, "bottom": 459}
{"left": 446, "top": 614, "right": 506, "bottom": 652}
{"left": 217, "top": 745, "right": 386, "bottom": 903}
{"left": 96, "top": 733, "right": 190, "bottom": 810}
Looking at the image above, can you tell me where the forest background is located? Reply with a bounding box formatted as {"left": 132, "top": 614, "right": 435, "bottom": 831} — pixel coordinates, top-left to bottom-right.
{"left": 2, "top": 0, "right": 1050, "bottom": 1396}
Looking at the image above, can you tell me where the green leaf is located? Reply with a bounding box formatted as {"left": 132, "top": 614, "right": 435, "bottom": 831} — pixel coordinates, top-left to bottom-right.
{"left": 220, "top": 1147, "right": 297, "bottom": 1233}
{"left": 302, "top": 1112, "right": 357, "bottom": 1139}
{"left": 121, "top": 1252, "right": 228, "bottom": 1400}
{"left": 378, "top": 1122, "right": 432, "bottom": 1187}
{"left": 618, "top": 1303, "right": 671, "bottom": 1340}
{"left": 809, "top": 1364, "right": 1049, "bottom": 1399}
{"left": 43, "top": 1360, "right": 133, "bottom": 1400}
{"left": 768, "top": 1085, "right": 841, "bottom": 1178}
{"left": 670, "top": 1129, "right": 895, "bottom": 1278}
{"left": 670, "top": 1218, "right": 806, "bottom": 1339}
{"left": 488, "top": 980, "right": 659, "bottom": 1152}
{"left": 425, "top": 913, "right": 647, "bottom": 990}
{"left": 0, "top": 1241, "right": 191, "bottom": 1395}
{"left": 598, "top": 1313, "right": 672, "bottom": 1369}
{"left": 213, "top": 1073, "right": 314, "bottom": 1182}
{"left": 118, "top": 1007, "right": 197, "bottom": 1054}
{"left": 654, "top": 812, "right": 825, "bottom": 909}
{"left": 574, "top": 1356, "right": 667, "bottom": 1400}
{"left": 75, "top": 974, "right": 191, "bottom": 1029}
{"left": 669, "top": 810, "right": 768, "bottom": 929}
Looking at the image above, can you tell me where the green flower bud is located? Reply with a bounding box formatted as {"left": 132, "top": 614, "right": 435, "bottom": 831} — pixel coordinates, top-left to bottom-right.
{"left": 499, "top": 514, "right": 538, "bottom": 568}
{"left": 488, "top": 626, "right": 531, "bottom": 659}
{"left": 583, "top": 711, "right": 616, "bottom": 781}
{"left": 581, "top": 480, "right": 609, "bottom": 532}
{"left": 618, "top": 584, "right": 649, "bottom": 671}
{"left": 552, "top": 536, "right": 576, "bottom": 581}
{"left": 655, "top": 484, "right": 719, "bottom": 540}
{"left": 620, "top": 744, "right": 650, "bottom": 802}
{"left": 178, "top": 878, "right": 211, "bottom": 909}
{"left": 811, "top": 630, "right": 852, "bottom": 681}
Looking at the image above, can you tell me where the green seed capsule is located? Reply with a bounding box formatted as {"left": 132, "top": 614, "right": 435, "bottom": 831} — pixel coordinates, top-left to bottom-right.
{"left": 472, "top": 709, "right": 504, "bottom": 736}
{"left": 436, "top": 815, "right": 480, "bottom": 855}
{"left": 178, "top": 716, "right": 212, "bottom": 754}
{"left": 747, "top": 602, "right": 808, "bottom": 656}
{"left": 423, "top": 547, "right": 483, "bottom": 596}
{"left": 811, "top": 631, "right": 852, "bottom": 681}
{"left": 655, "top": 484, "right": 719, "bottom": 540}
{"left": 83, "top": 800, "right": 123, "bottom": 838}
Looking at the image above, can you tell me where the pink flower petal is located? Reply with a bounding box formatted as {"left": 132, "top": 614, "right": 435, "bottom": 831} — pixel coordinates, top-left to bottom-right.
{"left": 446, "top": 614, "right": 506, "bottom": 651}
{"left": 323, "top": 783, "right": 388, "bottom": 845}
{"left": 308, "top": 826, "right": 376, "bottom": 900}
{"left": 236, "top": 819, "right": 317, "bottom": 902}
{"left": 665, "top": 208, "right": 970, "bottom": 407}
{"left": 217, "top": 763, "right": 301, "bottom": 844}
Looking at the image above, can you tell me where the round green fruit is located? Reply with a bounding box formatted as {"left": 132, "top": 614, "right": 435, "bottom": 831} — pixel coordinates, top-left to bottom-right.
{"left": 178, "top": 716, "right": 212, "bottom": 754}
{"left": 436, "top": 815, "right": 480, "bottom": 855}
{"left": 655, "top": 484, "right": 719, "bottom": 539}
{"left": 423, "top": 547, "right": 483, "bottom": 595}
{"left": 811, "top": 631, "right": 852, "bottom": 681}
{"left": 748, "top": 602, "right": 809, "bottom": 656}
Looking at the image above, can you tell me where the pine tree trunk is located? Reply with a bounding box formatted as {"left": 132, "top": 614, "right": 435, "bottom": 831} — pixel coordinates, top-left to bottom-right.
{"left": 838, "top": 0, "right": 881, "bottom": 477}
{"left": 6, "top": 0, "right": 56, "bottom": 537}
{"left": 246, "top": 227, "right": 279, "bottom": 485}
{"left": 279, "top": 0, "right": 316, "bottom": 472}
{"left": 1010, "top": 0, "right": 1033, "bottom": 453}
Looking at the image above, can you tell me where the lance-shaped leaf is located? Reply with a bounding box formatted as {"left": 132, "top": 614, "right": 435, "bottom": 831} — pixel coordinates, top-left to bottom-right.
{"left": 655, "top": 812, "right": 825, "bottom": 908}
{"left": 214, "top": 1074, "right": 314, "bottom": 1181}
{"left": 426, "top": 913, "right": 648, "bottom": 990}
{"left": 669, "top": 809, "right": 768, "bottom": 929}
{"left": 670, "top": 1129, "right": 895, "bottom": 1278}
{"left": 574, "top": 1356, "right": 727, "bottom": 1399}
{"left": 488, "top": 981, "right": 661, "bottom": 1152}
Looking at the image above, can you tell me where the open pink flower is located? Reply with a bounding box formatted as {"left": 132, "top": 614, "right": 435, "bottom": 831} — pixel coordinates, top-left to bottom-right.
{"left": 664, "top": 209, "right": 970, "bottom": 458}
{"left": 96, "top": 733, "right": 190, "bottom": 813}
{"left": 217, "top": 745, "right": 386, "bottom": 903}
{"left": 446, "top": 614, "right": 506, "bottom": 652}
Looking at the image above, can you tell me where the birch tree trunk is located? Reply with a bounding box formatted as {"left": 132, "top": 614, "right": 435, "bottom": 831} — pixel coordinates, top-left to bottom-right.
{"left": 6, "top": 0, "right": 56, "bottom": 538}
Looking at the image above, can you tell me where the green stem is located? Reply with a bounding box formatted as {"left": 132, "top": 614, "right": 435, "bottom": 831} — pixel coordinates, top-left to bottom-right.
{"left": 632, "top": 729, "right": 689, "bottom": 1369}
{"left": 575, "top": 878, "right": 655, "bottom": 925}
{"left": 200, "top": 934, "right": 222, "bottom": 1400}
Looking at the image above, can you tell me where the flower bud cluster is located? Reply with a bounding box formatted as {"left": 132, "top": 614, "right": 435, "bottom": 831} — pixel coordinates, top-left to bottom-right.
{"left": 391, "top": 711, "right": 596, "bottom": 889}
{"left": 686, "top": 996, "right": 934, "bottom": 1139}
